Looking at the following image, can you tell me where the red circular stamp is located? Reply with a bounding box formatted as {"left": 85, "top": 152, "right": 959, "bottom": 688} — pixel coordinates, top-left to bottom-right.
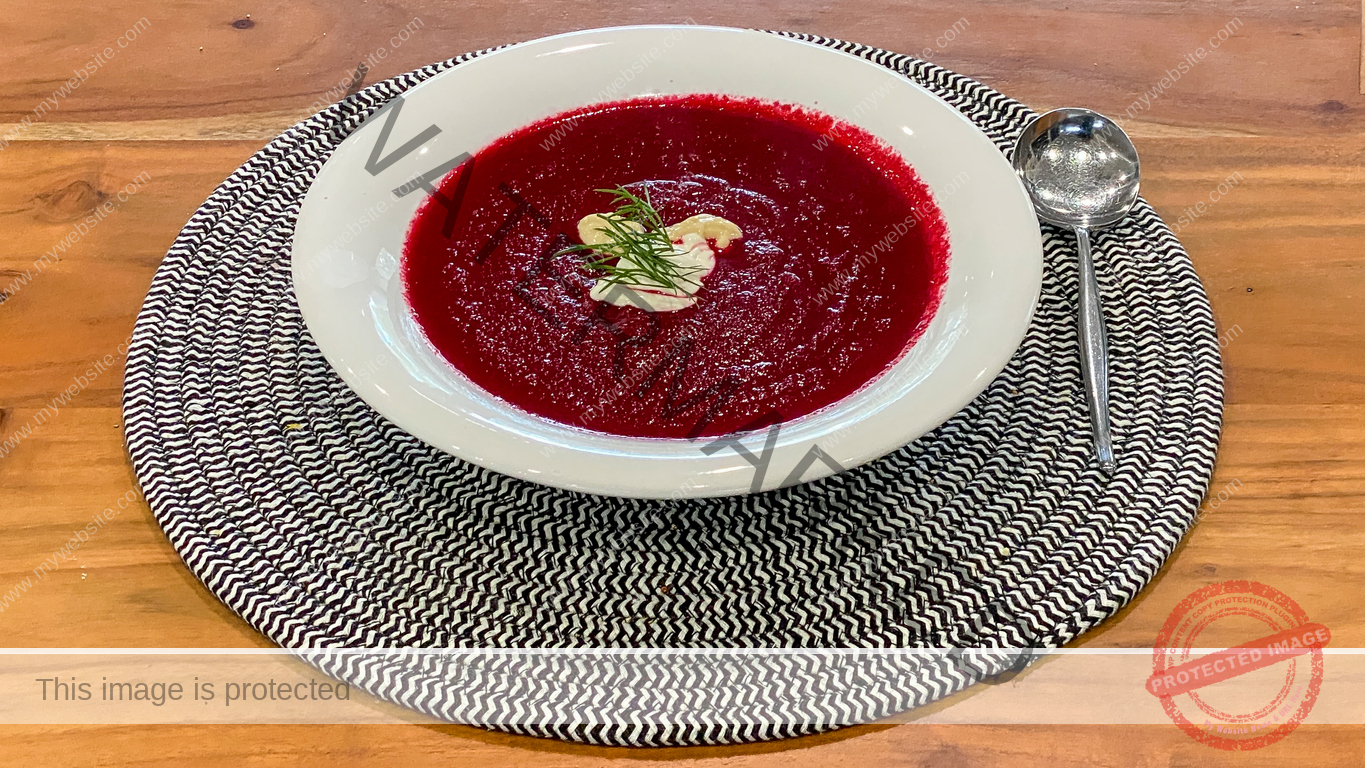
{"left": 1148, "top": 580, "right": 1329, "bottom": 750}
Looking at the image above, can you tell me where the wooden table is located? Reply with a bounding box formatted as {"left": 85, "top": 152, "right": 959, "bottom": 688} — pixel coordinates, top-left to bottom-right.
{"left": 3, "top": 1, "right": 1363, "bottom": 764}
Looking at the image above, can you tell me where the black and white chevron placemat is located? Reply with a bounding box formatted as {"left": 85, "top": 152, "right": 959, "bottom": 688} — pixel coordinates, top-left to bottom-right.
{"left": 121, "top": 33, "right": 1223, "bottom": 746}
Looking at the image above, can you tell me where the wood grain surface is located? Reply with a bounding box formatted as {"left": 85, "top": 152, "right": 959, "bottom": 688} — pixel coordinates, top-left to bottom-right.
{"left": 2, "top": 1, "right": 1364, "bottom": 765}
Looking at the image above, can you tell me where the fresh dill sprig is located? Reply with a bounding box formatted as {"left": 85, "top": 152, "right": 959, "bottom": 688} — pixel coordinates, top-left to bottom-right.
{"left": 557, "top": 185, "right": 705, "bottom": 294}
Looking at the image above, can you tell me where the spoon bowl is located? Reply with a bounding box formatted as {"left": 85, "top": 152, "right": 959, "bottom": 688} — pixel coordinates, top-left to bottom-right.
{"left": 1013, "top": 109, "right": 1140, "bottom": 229}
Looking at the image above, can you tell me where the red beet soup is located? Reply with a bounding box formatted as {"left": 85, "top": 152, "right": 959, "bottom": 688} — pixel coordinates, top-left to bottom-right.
{"left": 402, "top": 94, "right": 948, "bottom": 439}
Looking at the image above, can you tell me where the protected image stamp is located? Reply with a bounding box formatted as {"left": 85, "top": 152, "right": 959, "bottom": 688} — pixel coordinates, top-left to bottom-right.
{"left": 1148, "top": 580, "right": 1329, "bottom": 750}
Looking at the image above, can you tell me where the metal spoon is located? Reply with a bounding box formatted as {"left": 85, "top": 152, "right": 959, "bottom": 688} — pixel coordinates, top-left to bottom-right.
{"left": 1011, "top": 108, "right": 1140, "bottom": 475}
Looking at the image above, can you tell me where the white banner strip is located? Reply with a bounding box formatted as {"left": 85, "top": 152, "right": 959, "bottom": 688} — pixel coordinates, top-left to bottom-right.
{"left": 0, "top": 648, "right": 1356, "bottom": 727}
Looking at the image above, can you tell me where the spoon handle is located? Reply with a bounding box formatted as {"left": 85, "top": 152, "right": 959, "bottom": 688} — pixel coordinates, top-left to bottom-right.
{"left": 1075, "top": 227, "right": 1116, "bottom": 474}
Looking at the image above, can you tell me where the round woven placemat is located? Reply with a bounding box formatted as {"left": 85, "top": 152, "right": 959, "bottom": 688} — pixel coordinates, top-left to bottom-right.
{"left": 122, "top": 32, "right": 1223, "bottom": 746}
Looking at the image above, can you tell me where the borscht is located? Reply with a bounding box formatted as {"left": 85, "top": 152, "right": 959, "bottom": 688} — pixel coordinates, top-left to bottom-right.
{"left": 401, "top": 94, "right": 948, "bottom": 439}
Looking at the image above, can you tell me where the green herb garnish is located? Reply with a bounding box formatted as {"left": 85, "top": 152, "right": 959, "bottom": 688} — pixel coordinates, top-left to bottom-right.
{"left": 558, "top": 185, "right": 703, "bottom": 294}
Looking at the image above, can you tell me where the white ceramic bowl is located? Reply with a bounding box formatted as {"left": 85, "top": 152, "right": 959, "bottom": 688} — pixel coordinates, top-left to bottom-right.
{"left": 292, "top": 25, "right": 1042, "bottom": 498}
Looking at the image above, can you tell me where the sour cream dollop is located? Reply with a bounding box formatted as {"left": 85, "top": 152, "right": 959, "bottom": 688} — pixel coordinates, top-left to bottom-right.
{"left": 577, "top": 213, "right": 742, "bottom": 312}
